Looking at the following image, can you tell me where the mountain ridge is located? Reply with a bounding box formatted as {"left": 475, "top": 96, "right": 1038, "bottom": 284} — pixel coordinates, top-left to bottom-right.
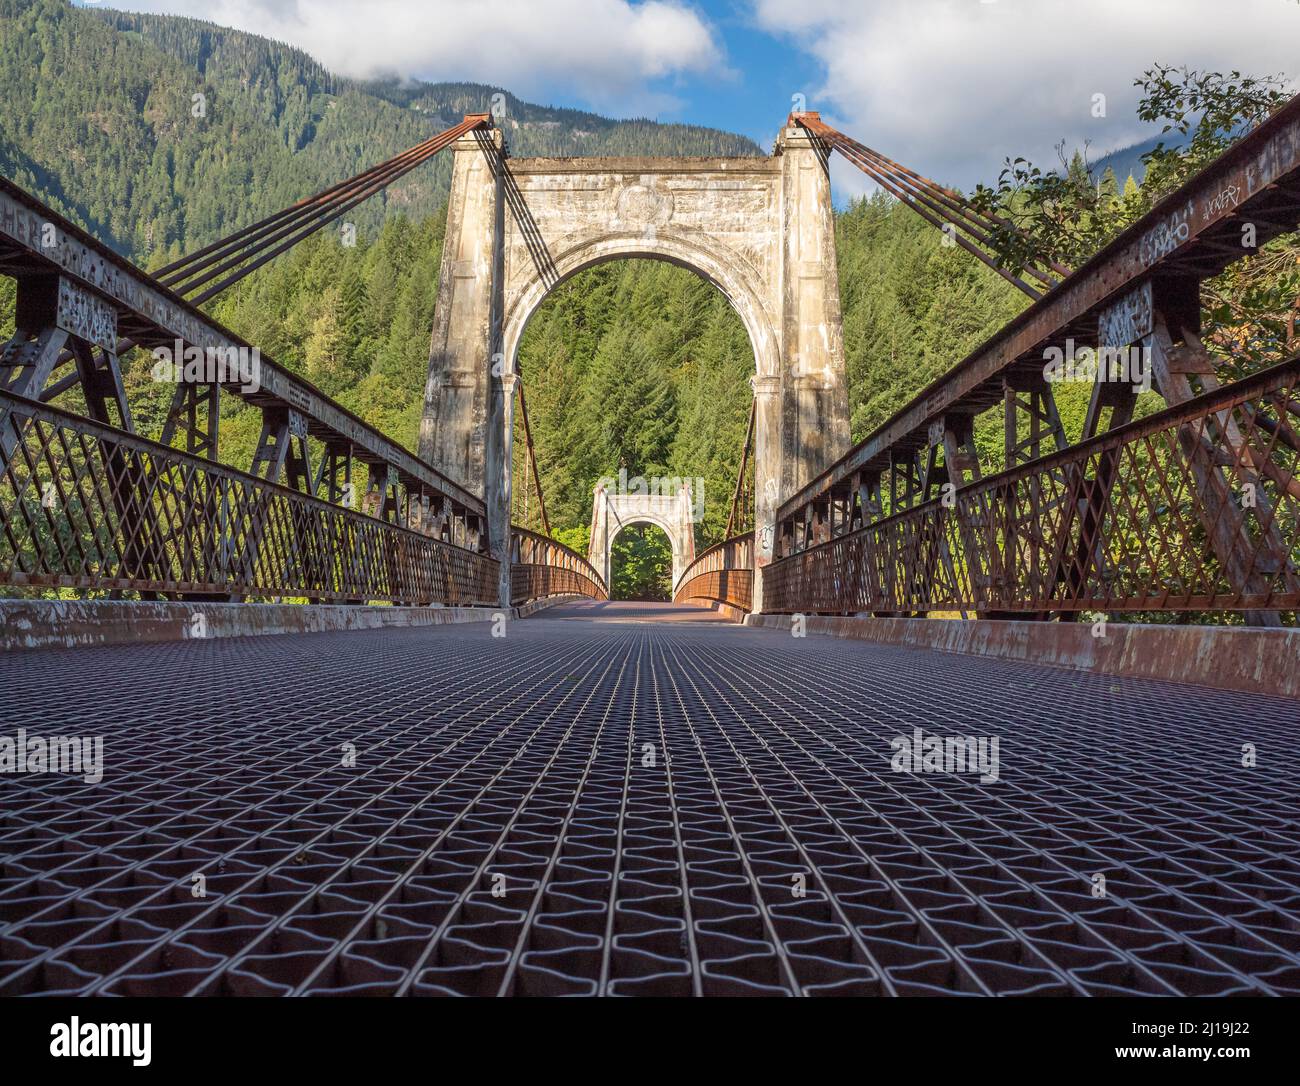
{"left": 0, "top": 0, "right": 762, "bottom": 264}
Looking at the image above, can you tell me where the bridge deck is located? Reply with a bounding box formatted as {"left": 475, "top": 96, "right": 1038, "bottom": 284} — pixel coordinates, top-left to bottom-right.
{"left": 2, "top": 603, "right": 1298, "bottom": 996}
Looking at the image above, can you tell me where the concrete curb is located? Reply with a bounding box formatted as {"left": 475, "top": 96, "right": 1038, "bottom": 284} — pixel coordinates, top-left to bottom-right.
{"left": 0, "top": 594, "right": 585, "bottom": 652}
{"left": 744, "top": 613, "right": 1300, "bottom": 699}
{"left": 696, "top": 599, "right": 750, "bottom": 623}
{"left": 512, "top": 594, "right": 586, "bottom": 620}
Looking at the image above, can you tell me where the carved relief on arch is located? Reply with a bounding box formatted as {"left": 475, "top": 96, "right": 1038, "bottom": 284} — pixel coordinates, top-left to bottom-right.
{"left": 614, "top": 182, "right": 674, "bottom": 229}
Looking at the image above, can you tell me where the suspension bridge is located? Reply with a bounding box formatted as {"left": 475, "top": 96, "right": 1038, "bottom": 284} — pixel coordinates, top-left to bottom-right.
{"left": 2, "top": 100, "right": 1299, "bottom": 997}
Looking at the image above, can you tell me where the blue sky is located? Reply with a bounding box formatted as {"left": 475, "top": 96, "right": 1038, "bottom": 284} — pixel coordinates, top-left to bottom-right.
{"left": 83, "top": 1, "right": 1300, "bottom": 195}
{"left": 655, "top": 1, "right": 825, "bottom": 151}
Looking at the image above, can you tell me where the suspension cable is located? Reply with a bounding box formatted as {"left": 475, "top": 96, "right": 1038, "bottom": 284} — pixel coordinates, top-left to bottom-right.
{"left": 723, "top": 398, "right": 756, "bottom": 540}
{"left": 793, "top": 113, "right": 1071, "bottom": 299}
{"left": 163, "top": 116, "right": 490, "bottom": 302}
{"left": 516, "top": 376, "right": 552, "bottom": 538}
{"left": 42, "top": 116, "right": 492, "bottom": 400}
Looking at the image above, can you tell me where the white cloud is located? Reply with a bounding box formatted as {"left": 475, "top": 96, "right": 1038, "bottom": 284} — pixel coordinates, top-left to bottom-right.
{"left": 752, "top": 0, "right": 1300, "bottom": 191}
{"left": 96, "top": 0, "right": 729, "bottom": 116}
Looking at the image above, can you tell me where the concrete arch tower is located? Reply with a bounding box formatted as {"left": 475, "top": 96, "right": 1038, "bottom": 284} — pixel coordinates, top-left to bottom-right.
{"left": 419, "top": 117, "right": 849, "bottom": 609}
{"left": 588, "top": 482, "right": 697, "bottom": 597}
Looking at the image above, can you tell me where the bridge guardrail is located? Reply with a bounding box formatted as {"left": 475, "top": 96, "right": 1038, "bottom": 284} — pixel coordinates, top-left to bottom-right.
{"left": 763, "top": 354, "right": 1300, "bottom": 617}
{"left": 0, "top": 179, "right": 484, "bottom": 520}
{"left": 0, "top": 389, "right": 499, "bottom": 605}
{"left": 673, "top": 532, "right": 754, "bottom": 612}
{"left": 510, "top": 526, "right": 607, "bottom": 604}
{"left": 778, "top": 95, "right": 1300, "bottom": 526}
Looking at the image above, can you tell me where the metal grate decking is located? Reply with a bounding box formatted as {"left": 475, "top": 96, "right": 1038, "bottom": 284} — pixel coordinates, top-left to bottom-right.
{"left": 2, "top": 602, "right": 1299, "bottom": 996}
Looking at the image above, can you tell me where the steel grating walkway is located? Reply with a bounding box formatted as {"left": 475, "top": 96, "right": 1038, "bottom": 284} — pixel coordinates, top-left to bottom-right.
{"left": 2, "top": 601, "right": 1299, "bottom": 996}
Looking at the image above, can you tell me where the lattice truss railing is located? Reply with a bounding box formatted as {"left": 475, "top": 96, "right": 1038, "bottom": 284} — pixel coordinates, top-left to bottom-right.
{"left": 510, "top": 526, "right": 607, "bottom": 604}
{"left": 770, "top": 96, "right": 1300, "bottom": 621}
{"left": 673, "top": 532, "right": 755, "bottom": 612}
{"left": 0, "top": 114, "right": 604, "bottom": 604}
{"left": 764, "top": 355, "right": 1300, "bottom": 615}
{"left": 0, "top": 390, "right": 499, "bottom": 605}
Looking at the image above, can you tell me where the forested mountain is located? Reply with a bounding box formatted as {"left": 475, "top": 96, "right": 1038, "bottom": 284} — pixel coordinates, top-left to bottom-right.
{"left": 0, "top": 0, "right": 1031, "bottom": 597}
{"left": 1092, "top": 136, "right": 1160, "bottom": 186}
{"left": 0, "top": 0, "right": 759, "bottom": 262}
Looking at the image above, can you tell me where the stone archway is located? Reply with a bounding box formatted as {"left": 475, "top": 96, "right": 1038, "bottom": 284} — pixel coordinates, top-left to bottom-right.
{"left": 419, "top": 120, "right": 850, "bottom": 608}
{"left": 588, "top": 483, "right": 696, "bottom": 595}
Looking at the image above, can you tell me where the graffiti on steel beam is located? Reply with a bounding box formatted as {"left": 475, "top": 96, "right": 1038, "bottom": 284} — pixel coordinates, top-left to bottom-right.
{"left": 1098, "top": 281, "right": 1153, "bottom": 349}
{"left": 1203, "top": 183, "right": 1243, "bottom": 221}
{"left": 1138, "top": 202, "right": 1193, "bottom": 267}
{"left": 56, "top": 276, "right": 117, "bottom": 352}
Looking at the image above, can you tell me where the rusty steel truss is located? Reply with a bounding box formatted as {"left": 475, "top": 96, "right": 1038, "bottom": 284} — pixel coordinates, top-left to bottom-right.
{"left": 766, "top": 95, "right": 1300, "bottom": 621}
{"left": 0, "top": 389, "right": 499, "bottom": 605}
{"left": 784, "top": 96, "right": 1300, "bottom": 516}
{"left": 764, "top": 355, "right": 1300, "bottom": 615}
{"left": 673, "top": 533, "right": 755, "bottom": 612}
{"left": 0, "top": 178, "right": 482, "bottom": 519}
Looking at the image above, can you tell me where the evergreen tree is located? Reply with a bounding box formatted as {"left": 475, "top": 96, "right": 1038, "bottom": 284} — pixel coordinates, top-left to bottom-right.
{"left": 303, "top": 289, "right": 351, "bottom": 394}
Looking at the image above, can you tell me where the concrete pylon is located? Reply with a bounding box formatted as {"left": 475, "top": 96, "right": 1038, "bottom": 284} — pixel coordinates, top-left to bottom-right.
{"left": 760, "top": 115, "right": 852, "bottom": 611}
{"left": 418, "top": 127, "right": 513, "bottom": 609}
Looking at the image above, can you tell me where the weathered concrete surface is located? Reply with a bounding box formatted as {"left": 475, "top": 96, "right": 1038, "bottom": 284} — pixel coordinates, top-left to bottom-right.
{"left": 420, "top": 122, "right": 851, "bottom": 615}
{"left": 512, "top": 593, "right": 587, "bottom": 619}
{"left": 419, "top": 129, "right": 503, "bottom": 493}
{"left": 696, "top": 599, "right": 750, "bottom": 624}
{"left": 0, "top": 595, "right": 584, "bottom": 652}
{"left": 588, "top": 483, "right": 696, "bottom": 590}
{"left": 419, "top": 128, "right": 511, "bottom": 608}
{"left": 745, "top": 613, "right": 1300, "bottom": 698}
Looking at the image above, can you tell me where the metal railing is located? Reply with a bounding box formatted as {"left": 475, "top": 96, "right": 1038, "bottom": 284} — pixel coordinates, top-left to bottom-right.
{"left": 779, "top": 94, "right": 1300, "bottom": 523}
{"left": 0, "top": 390, "right": 499, "bottom": 605}
{"left": 510, "top": 526, "right": 607, "bottom": 604}
{"left": 0, "top": 176, "right": 483, "bottom": 519}
{"left": 673, "top": 532, "right": 754, "bottom": 612}
{"left": 763, "top": 356, "right": 1300, "bottom": 616}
